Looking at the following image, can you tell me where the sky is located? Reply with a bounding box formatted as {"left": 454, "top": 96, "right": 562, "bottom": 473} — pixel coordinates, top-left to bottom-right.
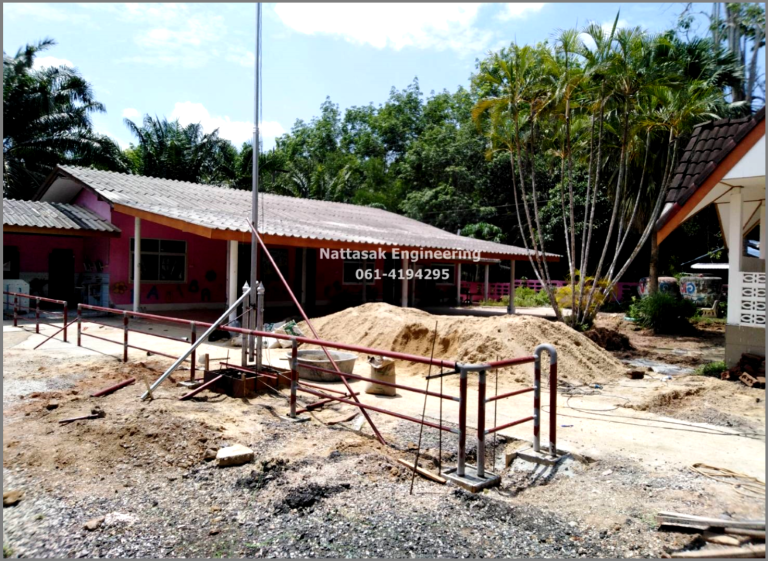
{"left": 3, "top": 2, "right": 715, "bottom": 150}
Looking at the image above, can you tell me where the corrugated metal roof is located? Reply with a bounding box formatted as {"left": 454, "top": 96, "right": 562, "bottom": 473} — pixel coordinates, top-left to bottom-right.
{"left": 3, "top": 198, "right": 121, "bottom": 234}
{"left": 51, "top": 165, "right": 555, "bottom": 259}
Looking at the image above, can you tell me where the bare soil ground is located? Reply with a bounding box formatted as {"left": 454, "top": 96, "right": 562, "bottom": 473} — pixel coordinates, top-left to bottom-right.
{"left": 2, "top": 307, "right": 765, "bottom": 558}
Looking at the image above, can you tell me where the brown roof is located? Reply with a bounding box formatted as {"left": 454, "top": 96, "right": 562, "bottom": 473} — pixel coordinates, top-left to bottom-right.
{"left": 42, "top": 166, "right": 556, "bottom": 260}
{"left": 3, "top": 199, "right": 121, "bottom": 234}
{"left": 657, "top": 107, "right": 765, "bottom": 231}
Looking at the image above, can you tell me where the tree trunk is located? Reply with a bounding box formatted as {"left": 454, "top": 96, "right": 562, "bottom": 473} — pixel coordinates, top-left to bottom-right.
{"left": 649, "top": 227, "right": 660, "bottom": 294}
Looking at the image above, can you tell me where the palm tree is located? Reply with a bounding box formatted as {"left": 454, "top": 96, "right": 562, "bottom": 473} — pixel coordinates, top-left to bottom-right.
{"left": 3, "top": 38, "right": 126, "bottom": 199}
{"left": 124, "top": 116, "right": 236, "bottom": 185}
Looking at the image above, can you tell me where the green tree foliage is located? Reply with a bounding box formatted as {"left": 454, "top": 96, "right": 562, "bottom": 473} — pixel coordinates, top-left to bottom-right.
{"left": 124, "top": 116, "right": 237, "bottom": 185}
{"left": 3, "top": 39, "right": 126, "bottom": 199}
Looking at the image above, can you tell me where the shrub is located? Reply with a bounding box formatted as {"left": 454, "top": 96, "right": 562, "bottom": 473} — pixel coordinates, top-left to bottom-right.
{"left": 514, "top": 287, "right": 550, "bottom": 307}
{"left": 696, "top": 360, "right": 726, "bottom": 378}
{"left": 626, "top": 292, "right": 697, "bottom": 333}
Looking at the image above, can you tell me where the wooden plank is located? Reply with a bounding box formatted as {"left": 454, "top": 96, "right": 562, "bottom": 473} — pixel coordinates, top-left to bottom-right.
{"left": 670, "top": 545, "right": 765, "bottom": 558}
{"left": 703, "top": 532, "right": 746, "bottom": 546}
{"left": 658, "top": 513, "right": 765, "bottom": 531}
{"left": 396, "top": 459, "right": 446, "bottom": 485}
{"left": 724, "top": 528, "right": 766, "bottom": 539}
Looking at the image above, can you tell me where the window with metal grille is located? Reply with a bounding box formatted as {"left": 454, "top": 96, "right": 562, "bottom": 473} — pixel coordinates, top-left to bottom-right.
{"left": 130, "top": 238, "right": 187, "bottom": 283}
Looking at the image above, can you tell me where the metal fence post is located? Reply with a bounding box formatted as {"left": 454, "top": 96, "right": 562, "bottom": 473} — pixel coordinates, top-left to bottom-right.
{"left": 458, "top": 365, "right": 468, "bottom": 477}
{"left": 477, "top": 368, "right": 486, "bottom": 478}
{"left": 289, "top": 337, "right": 298, "bottom": 418}
{"left": 533, "top": 344, "right": 557, "bottom": 457}
{"left": 123, "top": 311, "right": 129, "bottom": 363}
{"left": 190, "top": 322, "right": 197, "bottom": 380}
{"left": 255, "top": 282, "right": 265, "bottom": 371}
{"left": 35, "top": 298, "right": 40, "bottom": 334}
{"left": 63, "top": 303, "right": 68, "bottom": 343}
{"left": 549, "top": 354, "right": 558, "bottom": 457}
{"left": 241, "top": 282, "right": 250, "bottom": 367}
{"left": 533, "top": 352, "right": 541, "bottom": 453}
{"left": 77, "top": 304, "right": 82, "bottom": 347}
{"left": 13, "top": 296, "right": 18, "bottom": 327}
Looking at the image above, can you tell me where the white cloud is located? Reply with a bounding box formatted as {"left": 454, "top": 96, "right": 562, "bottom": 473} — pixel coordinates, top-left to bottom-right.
{"left": 497, "top": 3, "right": 546, "bottom": 21}
{"left": 32, "top": 56, "right": 74, "bottom": 70}
{"left": 170, "top": 102, "right": 285, "bottom": 146}
{"left": 134, "top": 14, "right": 225, "bottom": 50}
{"left": 225, "top": 48, "right": 256, "bottom": 68}
{"left": 122, "top": 108, "right": 141, "bottom": 120}
{"left": 4, "top": 3, "right": 90, "bottom": 23}
{"left": 273, "top": 3, "right": 493, "bottom": 53}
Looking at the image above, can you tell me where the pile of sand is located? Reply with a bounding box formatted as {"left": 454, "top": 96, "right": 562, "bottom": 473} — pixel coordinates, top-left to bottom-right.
{"left": 298, "top": 303, "right": 626, "bottom": 384}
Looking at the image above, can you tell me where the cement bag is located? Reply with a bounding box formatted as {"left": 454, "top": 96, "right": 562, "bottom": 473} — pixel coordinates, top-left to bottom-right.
{"left": 365, "top": 356, "right": 396, "bottom": 396}
{"left": 275, "top": 320, "right": 305, "bottom": 348}
{"left": 264, "top": 321, "right": 287, "bottom": 348}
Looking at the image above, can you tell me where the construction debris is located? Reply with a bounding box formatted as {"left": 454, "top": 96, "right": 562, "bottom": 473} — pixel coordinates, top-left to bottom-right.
{"left": 216, "top": 444, "right": 254, "bottom": 467}
{"left": 657, "top": 511, "right": 765, "bottom": 531}
{"left": 91, "top": 378, "right": 136, "bottom": 398}
{"left": 3, "top": 490, "right": 23, "bottom": 507}
{"left": 59, "top": 407, "right": 106, "bottom": 425}
{"left": 721, "top": 353, "right": 766, "bottom": 387}
{"left": 396, "top": 459, "right": 446, "bottom": 485}
{"left": 669, "top": 544, "right": 765, "bottom": 558}
{"left": 659, "top": 511, "right": 766, "bottom": 559}
{"left": 689, "top": 463, "right": 765, "bottom": 498}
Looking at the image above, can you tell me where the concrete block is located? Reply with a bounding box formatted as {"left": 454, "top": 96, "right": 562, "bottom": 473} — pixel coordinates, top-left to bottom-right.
{"left": 443, "top": 465, "right": 501, "bottom": 493}
{"left": 216, "top": 444, "right": 254, "bottom": 467}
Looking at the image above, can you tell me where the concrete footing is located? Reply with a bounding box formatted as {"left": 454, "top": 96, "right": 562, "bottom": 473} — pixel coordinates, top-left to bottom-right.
{"left": 443, "top": 465, "right": 501, "bottom": 492}
{"left": 505, "top": 446, "right": 570, "bottom": 467}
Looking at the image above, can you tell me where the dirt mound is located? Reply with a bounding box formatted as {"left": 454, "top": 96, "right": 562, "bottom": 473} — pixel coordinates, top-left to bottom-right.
{"left": 299, "top": 303, "right": 626, "bottom": 384}
{"left": 584, "top": 327, "right": 634, "bottom": 351}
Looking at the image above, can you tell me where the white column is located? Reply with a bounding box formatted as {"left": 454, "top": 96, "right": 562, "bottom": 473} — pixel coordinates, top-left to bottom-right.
{"left": 456, "top": 263, "right": 462, "bottom": 306}
{"left": 401, "top": 257, "right": 409, "bottom": 307}
{"left": 727, "top": 187, "right": 744, "bottom": 325}
{"left": 133, "top": 217, "right": 141, "bottom": 312}
{"left": 508, "top": 260, "right": 516, "bottom": 314}
{"left": 483, "top": 263, "right": 490, "bottom": 302}
{"left": 301, "top": 248, "right": 307, "bottom": 305}
{"left": 227, "top": 240, "right": 238, "bottom": 324}
{"left": 759, "top": 201, "right": 766, "bottom": 260}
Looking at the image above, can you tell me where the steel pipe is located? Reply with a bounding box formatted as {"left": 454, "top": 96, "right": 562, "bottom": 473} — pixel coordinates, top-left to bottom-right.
{"left": 533, "top": 344, "right": 558, "bottom": 456}
{"left": 485, "top": 415, "right": 534, "bottom": 435}
{"left": 298, "top": 386, "right": 457, "bottom": 433}
{"left": 477, "top": 369, "right": 486, "bottom": 478}
{"left": 457, "top": 366, "right": 468, "bottom": 477}
{"left": 485, "top": 386, "right": 534, "bottom": 403}
{"left": 179, "top": 375, "right": 223, "bottom": 401}
{"left": 296, "top": 362, "right": 460, "bottom": 402}
{"left": 92, "top": 378, "right": 136, "bottom": 397}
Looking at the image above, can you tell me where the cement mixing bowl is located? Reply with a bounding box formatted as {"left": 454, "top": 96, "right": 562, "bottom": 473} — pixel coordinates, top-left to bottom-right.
{"left": 284, "top": 349, "right": 358, "bottom": 381}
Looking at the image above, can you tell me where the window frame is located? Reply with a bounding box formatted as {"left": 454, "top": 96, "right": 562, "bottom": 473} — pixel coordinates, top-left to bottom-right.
{"left": 428, "top": 263, "right": 456, "bottom": 286}
{"left": 129, "top": 237, "right": 188, "bottom": 284}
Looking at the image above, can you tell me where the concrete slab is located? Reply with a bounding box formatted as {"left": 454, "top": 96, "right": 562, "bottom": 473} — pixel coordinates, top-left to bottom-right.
{"left": 506, "top": 446, "right": 570, "bottom": 467}
{"left": 442, "top": 465, "right": 501, "bottom": 492}
{"left": 216, "top": 444, "right": 254, "bottom": 467}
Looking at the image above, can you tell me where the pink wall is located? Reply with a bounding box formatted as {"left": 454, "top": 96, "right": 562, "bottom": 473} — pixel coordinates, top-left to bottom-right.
{"left": 314, "top": 255, "right": 384, "bottom": 303}
{"left": 110, "top": 211, "right": 228, "bottom": 306}
{"left": 4, "top": 233, "right": 84, "bottom": 273}
{"left": 74, "top": 188, "right": 111, "bottom": 221}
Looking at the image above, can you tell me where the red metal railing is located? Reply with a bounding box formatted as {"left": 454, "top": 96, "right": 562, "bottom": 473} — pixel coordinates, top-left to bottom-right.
{"left": 77, "top": 303, "right": 202, "bottom": 378}
{"left": 4, "top": 291, "right": 71, "bottom": 348}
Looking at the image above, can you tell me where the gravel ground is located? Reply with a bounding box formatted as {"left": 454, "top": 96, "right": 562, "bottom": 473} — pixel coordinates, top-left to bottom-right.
{"left": 2, "top": 407, "right": 721, "bottom": 559}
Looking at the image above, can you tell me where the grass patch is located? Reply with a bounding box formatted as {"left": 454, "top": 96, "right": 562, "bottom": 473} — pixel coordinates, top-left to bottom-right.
{"left": 4, "top": 545, "right": 13, "bottom": 558}
{"left": 696, "top": 361, "right": 726, "bottom": 378}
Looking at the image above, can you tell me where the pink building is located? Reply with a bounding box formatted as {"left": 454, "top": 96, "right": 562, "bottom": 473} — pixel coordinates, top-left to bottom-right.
{"left": 4, "top": 165, "right": 559, "bottom": 320}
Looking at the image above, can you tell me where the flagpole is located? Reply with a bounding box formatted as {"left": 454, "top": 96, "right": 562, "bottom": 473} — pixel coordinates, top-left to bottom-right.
{"left": 249, "top": 2, "right": 261, "bottom": 360}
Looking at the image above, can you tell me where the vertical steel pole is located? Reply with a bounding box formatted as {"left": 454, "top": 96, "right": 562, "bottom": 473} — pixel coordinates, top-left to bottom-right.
{"left": 190, "top": 322, "right": 197, "bottom": 380}
{"left": 255, "top": 282, "right": 265, "bottom": 371}
{"left": 549, "top": 358, "right": 558, "bottom": 457}
{"left": 477, "top": 369, "right": 486, "bottom": 478}
{"left": 241, "top": 282, "right": 250, "bottom": 366}
{"left": 77, "top": 304, "right": 82, "bottom": 347}
{"left": 250, "top": 3, "right": 261, "bottom": 358}
{"left": 458, "top": 366, "right": 468, "bottom": 477}
{"left": 123, "top": 312, "right": 129, "bottom": 363}
{"left": 63, "top": 303, "right": 68, "bottom": 342}
{"left": 533, "top": 353, "right": 541, "bottom": 453}
{"left": 289, "top": 337, "right": 298, "bottom": 417}
{"left": 35, "top": 298, "right": 40, "bottom": 333}
{"left": 13, "top": 296, "right": 18, "bottom": 327}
